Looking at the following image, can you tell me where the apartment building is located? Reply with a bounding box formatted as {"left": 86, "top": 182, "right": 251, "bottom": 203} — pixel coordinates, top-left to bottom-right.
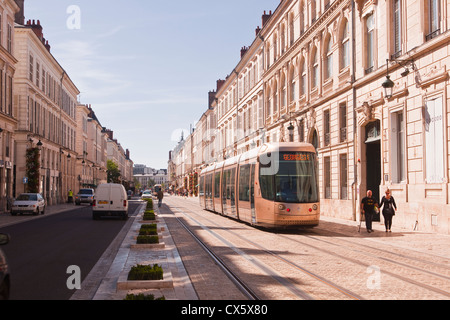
{"left": 14, "top": 19, "right": 79, "bottom": 205}
{"left": 0, "top": 0, "right": 19, "bottom": 212}
{"left": 172, "top": 0, "right": 450, "bottom": 234}
{"left": 75, "top": 104, "right": 108, "bottom": 190}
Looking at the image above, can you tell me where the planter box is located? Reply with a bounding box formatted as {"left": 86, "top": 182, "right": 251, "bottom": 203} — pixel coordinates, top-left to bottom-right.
{"left": 117, "top": 270, "right": 173, "bottom": 290}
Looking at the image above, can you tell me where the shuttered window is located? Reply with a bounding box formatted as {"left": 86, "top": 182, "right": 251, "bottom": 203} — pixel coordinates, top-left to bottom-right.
{"left": 425, "top": 97, "right": 444, "bottom": 183}
{"left": 393, "top": 0, "right": 402, "bottom": 57}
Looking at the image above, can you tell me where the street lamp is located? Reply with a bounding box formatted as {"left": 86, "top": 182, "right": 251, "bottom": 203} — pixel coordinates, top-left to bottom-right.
{"left": 287, "top": 122, "right": 295, "bottom": 142}
{"left": 286, "top": 112, "right": 295, "bottom": 142}
{"left": 382, "top": 59, "right": 395, "bottom": 99}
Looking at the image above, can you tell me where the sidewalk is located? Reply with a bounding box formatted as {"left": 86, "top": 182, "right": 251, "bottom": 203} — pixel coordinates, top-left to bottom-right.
{"left": 86, "top": 200, "right": 198, "bottom": 300}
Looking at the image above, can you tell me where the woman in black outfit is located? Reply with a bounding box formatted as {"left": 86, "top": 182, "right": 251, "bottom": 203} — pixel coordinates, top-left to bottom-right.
{"left": 379, "top": 188, "right": 397, "bottom": 232}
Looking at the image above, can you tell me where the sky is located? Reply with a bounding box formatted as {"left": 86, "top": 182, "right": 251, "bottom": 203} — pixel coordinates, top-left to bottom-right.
{"left": 25, "top": 0, "right": 280, "bottom": 169}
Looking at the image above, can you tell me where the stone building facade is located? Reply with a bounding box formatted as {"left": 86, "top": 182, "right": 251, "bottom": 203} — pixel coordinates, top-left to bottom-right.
{"left": 172, "top": 0, "right": 450, "bottom": 234}
{"left": 0, "top": 0, "right": 19, "bottom": 211}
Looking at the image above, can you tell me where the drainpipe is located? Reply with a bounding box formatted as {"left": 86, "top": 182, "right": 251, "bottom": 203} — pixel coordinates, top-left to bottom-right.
{"left": 351, "top": 0, "right": 358, "bottom": 222}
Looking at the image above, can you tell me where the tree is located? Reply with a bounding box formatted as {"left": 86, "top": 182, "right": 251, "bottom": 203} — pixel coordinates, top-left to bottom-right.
{"left": 107, "top": 160, "right": 121, "bottom": 183}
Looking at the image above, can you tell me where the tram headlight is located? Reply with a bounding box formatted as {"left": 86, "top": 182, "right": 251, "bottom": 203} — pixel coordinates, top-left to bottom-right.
{"left": 313, "top": 204, "right": 318, "bottom": 211}
{"left": 278, "top": 204, "right": 286, "bottom": 210}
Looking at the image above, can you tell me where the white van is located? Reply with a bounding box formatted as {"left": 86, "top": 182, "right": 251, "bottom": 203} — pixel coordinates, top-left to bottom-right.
{"left": 93, "top": 183, "right": 128, "bottom": 220}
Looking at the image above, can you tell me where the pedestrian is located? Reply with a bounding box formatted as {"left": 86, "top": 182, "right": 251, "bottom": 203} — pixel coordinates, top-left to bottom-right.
{"left": 157, "top": 189, "right": 164, "bottom": 208}
{"left": 361, "top": 190, "right": 378, "bottom": 233}
{"left": 379, "top": 188, "right": 397, "bottom": 232}
{"left": 68, "top": 189, "right": 73, "bottom": 204}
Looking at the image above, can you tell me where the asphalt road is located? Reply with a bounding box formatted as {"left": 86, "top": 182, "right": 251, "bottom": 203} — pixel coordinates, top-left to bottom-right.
{"left": 0, "top": 202, "right": 139, "bottom": 300}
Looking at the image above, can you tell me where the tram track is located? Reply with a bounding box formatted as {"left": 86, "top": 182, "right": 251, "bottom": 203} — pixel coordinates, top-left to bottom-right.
{"left": 168, "top": 198, "right": 362, "bottom": 300}
{"left": 166, "top": 197, "right": 450, "bottom": 300}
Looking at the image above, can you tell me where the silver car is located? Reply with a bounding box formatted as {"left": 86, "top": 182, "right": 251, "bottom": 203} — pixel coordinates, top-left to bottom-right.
{"left": 11, "top": 193, "right": 46, "bottom": 216}
{"left": 0, "top": 233, "right": 10, "bottom": 300}
{"left": 75, "top": 188, "right": 95, "bottom": 205}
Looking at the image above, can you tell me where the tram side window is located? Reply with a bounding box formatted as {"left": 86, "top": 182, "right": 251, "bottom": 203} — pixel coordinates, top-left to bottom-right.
{"left": 259, "top": 161, "right": 275, "bottom": 201}
{"left": 199, "top": 176, "right": 205, "bottom": 197}
{"left": 214, "top": 172, "right": 221, "bottom": 198}
{"left": 206, "top": 174, "right": 213, "bottom": 198}
{"left": 239, "top": 164, "right": 251, "bottom": 202}
{"left": 222, "top": 170, "right": 229, "bottom": 200}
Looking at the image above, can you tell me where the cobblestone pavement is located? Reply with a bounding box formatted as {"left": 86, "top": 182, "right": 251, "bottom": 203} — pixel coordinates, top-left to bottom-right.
{"left": 164, "top": 195, "right": 450, "bottom": 300}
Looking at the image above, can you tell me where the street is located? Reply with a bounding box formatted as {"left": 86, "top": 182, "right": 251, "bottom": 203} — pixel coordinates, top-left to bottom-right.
{"left": 0, "top": 201, "right": 140, "bottom": 300}
{"left": 161, "top": 195, "right": 450, "bottom": 300}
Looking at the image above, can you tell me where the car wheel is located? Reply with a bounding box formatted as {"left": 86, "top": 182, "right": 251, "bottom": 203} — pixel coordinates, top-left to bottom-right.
{"left": 34, "top": 208, "right": 39, "bottom": 216}
{"left": 41, "top": 207, "right": 45, "bottom": 215}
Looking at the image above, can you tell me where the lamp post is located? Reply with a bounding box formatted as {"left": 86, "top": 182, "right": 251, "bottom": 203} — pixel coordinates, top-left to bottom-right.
{"left": 382, "top": 59, "right": 395, "bottom": 99}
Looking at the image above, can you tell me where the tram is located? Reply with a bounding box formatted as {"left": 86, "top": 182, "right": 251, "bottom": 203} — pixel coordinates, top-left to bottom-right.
{"left": 199, "top": 143, "right": 320, "bottom": 229}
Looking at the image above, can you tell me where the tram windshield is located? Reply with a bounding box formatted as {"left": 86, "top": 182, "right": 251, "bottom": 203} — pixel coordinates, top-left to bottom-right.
{"left": 259, "top": 151, "right": 319, "bottom": 203}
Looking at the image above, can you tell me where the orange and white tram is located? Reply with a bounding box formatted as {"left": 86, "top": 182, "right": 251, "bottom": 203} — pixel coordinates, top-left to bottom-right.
{"left": 199, "top": 143, "right": 320, "bottom": 228}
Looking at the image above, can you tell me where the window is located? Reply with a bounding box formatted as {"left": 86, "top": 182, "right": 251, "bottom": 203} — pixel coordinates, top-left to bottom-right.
{"left": 393, "top": 0, "right": 402, "bottom": 57}
{"left": 324, "top": 156, "right": 331, "bottom": 199}
{"left": 391, "top": 110, "right": 405, "bottom": 183}
{"left": 425, "top": 96, "right": 444, "bottom": 183}
{"left": 289, "top": 66, "right": 296, "bottom": 102}
{"left": 214, "top": 173, "right": 221, "bottom": 198}
{"left": 7, "top": 24, "right": 12, "bottom": 54}
{"left": 366, "top": 13, "right": 375, "bottom": 74}
{"left": 238, "top": 164, "right": 250, "bottom": 202}
{"left": 311, "top": 0, "right": 316, "bottom": 24}
{"left": 300, "top": 60, "right": 307, "bottom": 95}
{"left": 289, "top": 14, "right": 295, "bottom": 46}
{"left": 341, "top": 20, "right": 350, "bottom": 69}
{"left": 273, "top": 81, "right": 278, "bottom": 114}
{"left": 29, "top": 55, "right": 34, "bottom": 82}
{"left": 340, "top": 154, "right": 348, "bottom": 199}
{"left": 324, "top": 109, "right": 331, "bottom": 146}
{"left": 427, "top": 0, "right": 440, "bottom": 40}
{"left": 325, "top": 36, "right": 333, "bottom": 80}
{"left": 339, "top": 103, "right": 347, "bottom": 142}
{"left": 36, "top": 62, "right": 40, "bottom": 88}
{"left": 312, "top": 49, "right": 319, "bottom": 88}
{"left": 281, "top": 73, "right": 287, "bottom": 108}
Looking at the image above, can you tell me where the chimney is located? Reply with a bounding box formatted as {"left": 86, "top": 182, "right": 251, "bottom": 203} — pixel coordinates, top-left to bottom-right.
{"left": 240, "top": 46, "right": 249, "bottom": 59}
{"left": 45, "top": 40, "right": 51, "bottom": 52}
{"left": 262, "top": 10, "right": 272, "bottom": 27}
{"left": 126, "top": 149, "right": 130, "bottom": 160}
{"left": 14, "top": 0, "right": 25, "bottom": 25}
{"left": 31, "top": 20, "right": 44, "bottom": 40}
{"left": 104, "top": 129, "right": 114, "bottom": 140}
{"left": 216, "top": 79, "right": 225, "bottom": 92}
{"left": 208, "top": 90, "right": 216, "bottom": 109}
{"left": 255, "top": 26, "right": 261, "bottom": 37}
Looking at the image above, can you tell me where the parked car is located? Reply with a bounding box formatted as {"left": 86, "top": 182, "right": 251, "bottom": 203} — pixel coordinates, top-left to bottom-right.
{"left": 0, "top": 233, "right": 10, "bottom": 300}
{"left": 141, "top": 190, "right": 152, "bottom": 200}
{"left": 11, "top": 193, "right": 46, "bottom": 216}
{"left": 75, "top": 188, "right": 95, "bottom": 205}
{"left": 93, "top": 183, "right": 128, "bottom": 220}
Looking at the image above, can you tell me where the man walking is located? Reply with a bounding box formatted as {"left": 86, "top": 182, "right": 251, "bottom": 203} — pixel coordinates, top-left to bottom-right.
{"left": 157, "top": 189, "right": 164, "bottom": 208}
{"left": 361, "top": 190, "right": 378, "bottom": 233}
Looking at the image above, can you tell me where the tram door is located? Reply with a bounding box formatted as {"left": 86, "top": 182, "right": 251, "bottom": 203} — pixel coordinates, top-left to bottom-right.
{"left": 250, "top": 163, "right": 256, "bottom": 225}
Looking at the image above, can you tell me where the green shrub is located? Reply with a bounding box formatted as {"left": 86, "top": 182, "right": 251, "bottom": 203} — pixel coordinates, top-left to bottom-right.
{"left": 124, "top": 293, "right": 165, "bottom": 300}
{"left": 143, "top": 212, "right": 156, "bottom": 221}
{"left": 127, "top": 264, "right": 163, "bottom": 281}
{"left": 137, "top": 235, "right": 159, "bottom": 244}
{"left": 139, "top": 224, "right": 157, "bottom": 235}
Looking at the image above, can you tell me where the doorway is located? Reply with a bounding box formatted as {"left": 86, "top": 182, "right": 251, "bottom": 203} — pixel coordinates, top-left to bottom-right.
{"left": 364, "top": 121, "right": 381, "bottom": 222}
